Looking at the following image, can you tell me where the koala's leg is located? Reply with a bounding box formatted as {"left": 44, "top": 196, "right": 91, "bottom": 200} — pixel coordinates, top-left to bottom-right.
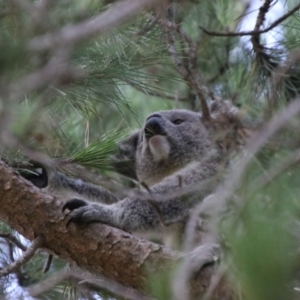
{"left": 63, "top": 197, "right": 189, "bottom": 231}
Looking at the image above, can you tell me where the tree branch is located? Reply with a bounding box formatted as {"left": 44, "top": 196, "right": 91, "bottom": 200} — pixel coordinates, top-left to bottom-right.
{"left": 0, "top": 236, "right": 44, "bottom": 278}
{"left": 0, "top": 233, "right": 27, "bottom": 252}
{"left": 199, "top": 3, "right": 300, "bottom": 37}
{"left": 0, "top": 161, "right": 227, "bottom": 298}
{"left": 160, "top": 15, "right": 211, "bottom": 119}
{"left": 29, "top": 267, "right": 154, "bottom": 300}
{"left": 251, "top": 0, "right": 273, "bottom": 54}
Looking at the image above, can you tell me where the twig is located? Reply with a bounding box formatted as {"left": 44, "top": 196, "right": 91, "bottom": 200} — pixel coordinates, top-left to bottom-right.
{"left": 251, "top": 0, "right": 274, "bottom": 54}
{"left": 7, "top": 241, "right": 15, "bottom": 262}
{"left": 157, "top": 18, "right": 194, "bottom": 47}
{"left": 135, "top": 15, "right": 159, "bottom": 36}
{"left": 162, "top": 13, "right": 211, "bottom": 118}
{"left": 43, "top": 254, "right": 53, "bottom": 273}
{"left": 0, "top": 236, "right": 44, "bottom": 278}
{"left": 28, "top": 0, "right": 162, "bottom": 51}
{"left": 250, "top": 0, "right": 278, "bottom": 75}
{"left": 6, "top": 239, "right": 27, "bottom": 286}
{"left": 200, "top": 3, "right": 300, "bottom": 37}
{"left": 28, "top": 267, "right": 154, "bottom": 300}
{"left": 164, "top": 22, "right": 188, "bottom": 79}
{"left": 0, "top": 233, "right": 27, "bottom": 252}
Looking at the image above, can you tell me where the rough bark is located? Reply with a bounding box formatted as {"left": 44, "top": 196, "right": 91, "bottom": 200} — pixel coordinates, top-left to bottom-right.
{"left": 0, "top": 160, "right": 231, "bottom": 298}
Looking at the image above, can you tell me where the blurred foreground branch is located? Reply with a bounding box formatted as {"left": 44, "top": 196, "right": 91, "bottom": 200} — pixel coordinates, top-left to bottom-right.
{"left": 29, "top": 0, "right": 163, "bottom": 51}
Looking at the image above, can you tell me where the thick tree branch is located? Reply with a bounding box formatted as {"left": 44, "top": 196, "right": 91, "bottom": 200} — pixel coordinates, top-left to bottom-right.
{"left": 0, "top": 161, "right": 227, "bottom": 298}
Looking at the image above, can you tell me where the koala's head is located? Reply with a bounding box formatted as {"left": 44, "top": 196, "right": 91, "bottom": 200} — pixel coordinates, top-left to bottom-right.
{"left": 134, "top": 109, "right": 215, "bottom": 186}
{"left": 112, "top": 109, "right": 213, "bottom": 185}
{"left": 112, "top": 104, "right": 247, "bottom": 186}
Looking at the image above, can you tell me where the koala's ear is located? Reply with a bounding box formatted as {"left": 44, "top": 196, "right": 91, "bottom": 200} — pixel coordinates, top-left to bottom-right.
{"left": 110, "top": 130, "right": 140, "bottom": 180}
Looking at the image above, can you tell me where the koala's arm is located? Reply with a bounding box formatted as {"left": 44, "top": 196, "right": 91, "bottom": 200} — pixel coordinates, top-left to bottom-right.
{"left": 63, "top": 158, "right": 220, "bottom": 231}
{"left": 63, "top": 195, "right": 189, "bottom": 231}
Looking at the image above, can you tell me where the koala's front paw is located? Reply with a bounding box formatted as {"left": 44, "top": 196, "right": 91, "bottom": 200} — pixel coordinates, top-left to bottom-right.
{"left": 63, "top": 199, "right": 91, "bottom": 227}
{"left": 63, "top": 199, "right": 109, "bottom": 227}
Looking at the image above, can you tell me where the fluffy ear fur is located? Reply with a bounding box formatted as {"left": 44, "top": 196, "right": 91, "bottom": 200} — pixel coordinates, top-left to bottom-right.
{"left": 110, "top": 130, "right": 140, "bottom": 181}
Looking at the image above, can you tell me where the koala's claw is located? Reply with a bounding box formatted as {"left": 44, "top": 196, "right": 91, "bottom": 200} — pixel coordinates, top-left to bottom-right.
{"left": 66, "top": 212, "right": 84, "bottom": 227}
{"left": 62, "top": 199, "right": 88, "bottom": 213}
{"left": 64, "top": 203, "right": 103, "bottom": 227}
{"left": 63, "top": 199, "right": 90, "bottom": 227}
{"left": 65, "top": 206, "right": 90, "bottom": 227}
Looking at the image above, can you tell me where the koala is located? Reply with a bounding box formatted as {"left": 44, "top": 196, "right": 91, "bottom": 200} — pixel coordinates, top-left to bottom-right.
{"left": 59, "top": 109, "right": 225, "bottom": 232}
{"left": 19, "top": 103, "right": 251, "bottom": 279}
{"left": 24, "top": 103, "right": 246, "bottom": 242}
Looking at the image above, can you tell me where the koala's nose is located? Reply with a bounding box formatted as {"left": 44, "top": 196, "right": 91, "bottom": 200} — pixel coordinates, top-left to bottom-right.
{"left": 144, "top": 116, "right": 165, "bottom": 137}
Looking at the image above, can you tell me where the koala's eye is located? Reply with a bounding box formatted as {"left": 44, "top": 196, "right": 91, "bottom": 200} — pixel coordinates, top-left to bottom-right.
{"left": 172, "top": 119, "right": 184, "bottom": 125}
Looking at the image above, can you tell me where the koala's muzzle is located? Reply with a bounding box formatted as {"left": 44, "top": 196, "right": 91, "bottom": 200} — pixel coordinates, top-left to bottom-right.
{"left": 144, "top": 116, "right": 166, "bottom": 138}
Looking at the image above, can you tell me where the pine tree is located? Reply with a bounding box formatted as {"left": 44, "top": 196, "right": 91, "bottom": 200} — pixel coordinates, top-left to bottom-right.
{"left": 0, "top": 0, "right": 300, "bottom": 299}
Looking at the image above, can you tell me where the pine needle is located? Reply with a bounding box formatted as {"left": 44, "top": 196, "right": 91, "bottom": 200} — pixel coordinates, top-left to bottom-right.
{"left": 66, "top": 128, "right": 127, "bottom": 171}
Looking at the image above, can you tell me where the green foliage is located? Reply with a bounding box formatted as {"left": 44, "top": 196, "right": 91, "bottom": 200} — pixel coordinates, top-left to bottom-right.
{"left": 67, "top": 128, "right": 127, "bottom": 171}
{"left": 221, "top": 142, "right": 300, "bottom": 300}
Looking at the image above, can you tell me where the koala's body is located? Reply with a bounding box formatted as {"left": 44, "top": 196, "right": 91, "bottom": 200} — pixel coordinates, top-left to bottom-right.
{"left": 26, "top": 103, "right": 244, "bottom": 242}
